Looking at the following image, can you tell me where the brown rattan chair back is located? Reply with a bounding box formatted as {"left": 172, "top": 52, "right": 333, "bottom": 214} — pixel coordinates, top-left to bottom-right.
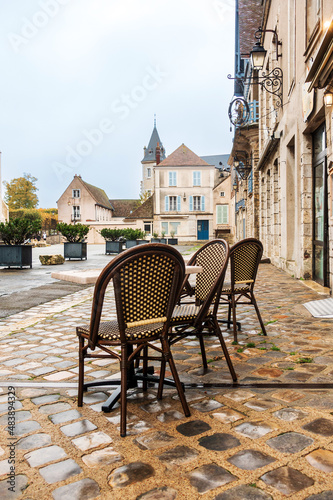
{"left": 231, "top": 238, "right": 263, "bottom": 291}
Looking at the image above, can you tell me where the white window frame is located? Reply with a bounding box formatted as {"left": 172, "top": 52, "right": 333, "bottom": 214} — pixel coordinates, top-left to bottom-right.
{"left": 220, "top": 191, "right": 225, "bottom": 197}
{"left": 72, "top": 189, "right": 80, "bottom": 198}
{"left": 72, "top": 205, "right": 81, "bottom": 220}
{"left": 147, "top": 167, "right": 151, "bottom": 178}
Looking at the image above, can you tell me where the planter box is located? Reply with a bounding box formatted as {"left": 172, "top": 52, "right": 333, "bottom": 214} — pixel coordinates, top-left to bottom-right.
{"left": 125, "top": 240, "right": 138, "bottom": 249}
{"left": 150, "top": 238, "right": 161, "bottom": 243}
{"left": 136, "top": 239, "right": 148, "bottom": 245}
{"left": 160, "top": 238, "right": 167, "bottom": 244}
{"left": 0, "top": 245, "right": 32, "bottom": 268}
{"left": 64, "top": 242, "right": 87, "bottom": 260}
{"left": 105, "top": 241, "right": 123, "bottom": 254}
{"left": 168, "top": 238, "right": 178, "bottom": 245}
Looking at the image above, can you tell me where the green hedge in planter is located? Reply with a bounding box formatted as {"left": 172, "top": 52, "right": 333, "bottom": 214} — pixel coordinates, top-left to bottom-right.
{"left": 0, "top": 217, "right": 42, "bottom": 245}
{"left": 56, "top": 223, "right": 90, "bottom": 242}
{"left": 123, "top": 228, "right": 146, "bottom": 241}
{"left": 100, "top": 228, "right": 124, "bottom": 241}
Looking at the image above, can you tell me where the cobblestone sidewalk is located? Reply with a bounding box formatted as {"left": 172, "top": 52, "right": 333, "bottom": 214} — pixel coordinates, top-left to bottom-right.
{"left": 1, "top": 263, "right": 333, "bottom": 499}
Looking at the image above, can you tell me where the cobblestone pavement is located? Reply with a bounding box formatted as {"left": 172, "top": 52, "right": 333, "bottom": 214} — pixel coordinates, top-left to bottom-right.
{"left": 1, "top": 263, "right": 333, "bottom": 499}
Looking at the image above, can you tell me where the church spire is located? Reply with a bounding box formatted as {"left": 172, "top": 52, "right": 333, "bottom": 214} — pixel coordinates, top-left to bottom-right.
{"left": 142, "top": 118, "right": 166, "bottom": 163}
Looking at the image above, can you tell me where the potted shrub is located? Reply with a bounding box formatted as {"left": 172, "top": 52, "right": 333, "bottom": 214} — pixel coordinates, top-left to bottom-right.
{"left": 168, "top": 230, "right": 178, "bottom": 245}
{"left": 100, "top": 228, "right": 124, "bottom": 254}
{"left": 57, "top": 222, "right": 89, "bottom": 260}
{"left": 0, "top": 217, "right": 42, "bottom": 268}
{"left": 160, "top": 231, "right": 167, "bottom": 244}
{"left": 151, "top": 232, "right": 160, "bottom": 243}
{"left": 124, "top": 228, "right": 146, "bottom": 248}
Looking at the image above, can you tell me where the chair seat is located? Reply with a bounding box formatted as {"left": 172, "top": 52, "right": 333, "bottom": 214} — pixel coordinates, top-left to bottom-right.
{"left": 171, "top": 304, "right": 200, "bottom": 322}
{"left": 221, "top": 284, "right": 250, "bottom": 295}
{"left": 77, "top": 320, "right": 164, "bottom": 342}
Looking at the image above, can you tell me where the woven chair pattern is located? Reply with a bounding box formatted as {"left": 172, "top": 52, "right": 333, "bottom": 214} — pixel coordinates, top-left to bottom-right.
{"left": 120, "top": 254, "right": 175, "bottom": 327}
{"left": 233, "top": 242, "right": 259, "bottom": 285}
{"left": 195, "top": 242, "right": 228, "bottom": 302}
{"left": 77, "top": 321, "right": 164, "bottom": 341}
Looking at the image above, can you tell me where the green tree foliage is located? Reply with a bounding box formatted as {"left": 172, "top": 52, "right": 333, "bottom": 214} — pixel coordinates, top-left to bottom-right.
{"left": 56, "top": 222, "right": 90, "bottom": 243}
{"left": 100, "top": 228, "right": 124, "bottom": 241}
{"left": 4, "top": 173, "right": 39, "bottom": 209}
{"left": 0, "top": 217, "right": 42, "bottom": 245}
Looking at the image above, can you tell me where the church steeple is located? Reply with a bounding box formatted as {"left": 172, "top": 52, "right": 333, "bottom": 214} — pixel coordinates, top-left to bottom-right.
{"left": 142, "top": 118, "right": 166, "bottom": 163}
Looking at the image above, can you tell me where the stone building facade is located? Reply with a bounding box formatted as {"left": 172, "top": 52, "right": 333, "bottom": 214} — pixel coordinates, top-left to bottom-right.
{"left": 229, "top": 0, "right": 333, "bottom": 293}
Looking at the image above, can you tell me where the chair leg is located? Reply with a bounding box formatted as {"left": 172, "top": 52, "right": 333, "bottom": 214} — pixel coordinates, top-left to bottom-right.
{"left": 231, "top": 296, "right": 238, "bottom": 343}
{"left": 227, "top": 296, "right": 232, "bottom": 327}
{"left": 198, "top": 334, "right": 208, "bottom": 371}
{"left": 251, "top": 292, "right": 267, "bottom": 336}
{"left": 142, "top": 345, "right": 148, "bottom": 391}
{"left": 213, "top": 318, "right": 237, "bottom": 382}
{"left": 78, "top": 336, "right": 84, "bottom": 407}
{"left": 157, "top": 356, "right": 166, "bottom": 400}
{"left": 162, "top": 337, "right": 190, "bottom": 417}
{"left": 120, "top": 344, "right": 128, "bottom": 438}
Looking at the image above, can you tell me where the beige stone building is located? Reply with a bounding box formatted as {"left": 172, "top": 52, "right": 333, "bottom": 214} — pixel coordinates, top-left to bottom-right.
{"left": 229, "top": 0, "right": 333, "bottom": 293}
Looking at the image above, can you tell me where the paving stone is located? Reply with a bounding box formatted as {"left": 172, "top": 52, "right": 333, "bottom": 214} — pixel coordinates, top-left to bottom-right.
{"left": 227, "top": 449, "right": 276, "bottom": 470}
{"left": 24, "top": 445, "right": 67, "bottom": 467}
{"left": 270, "top": 389, "right": 305, "bottom": 402}
{"left": 283, "top": 371, "right": 312, "bottom": 382}
{"left": 266, "top": 431, "right": 314, "bottom": 453}
{"left": 234, "top": 422, "right": 274, "bottom": 439}
{"left": 60, "top": 419, "right": 97, "bottom": 437}
{"left": 214, "top": 484, "right": 273, "bottom": 499}
{"left": 38, "top": 402, "right": 72, "bottom": 415}
{"left": 0, "top": 474, "right": 29, "bottom": 500}
{"left": 306, "top": 449, "right": 333, "bottom": 472}
{"left": 137, "top": 486, "right": 178, "bottom": 499}
{"left": 30, "top": 366, "right": 56, "bottom": 376}
{"left": 211, "top": 409, "right": 244, "bottom": 424}
{"left": 49, "top": 409, "right": 82, "bottom": 424}
{"left": 0, "top": 459, "right": 10, "bottom": 476}
{"left": 0, "top": 401, "right": 22, "bottom": 413}
{"left": 82, "top": 447, "right": 123, "bottom": 467}
{"left": 303, "top": 418, "right": 333, "bottom": 437}
{"left": 156, "top": 410, "right": 184, "bottom": 422}
{"left": 52, "top": 478, "right": 100, "bottom": 500}
{"left": 273, "top": 407, "right": 308, "bottom": 421}
{"left": 19, "top": 388, "right": 48, "bottom": 398}
{"left": 41, "top": 356, "right": 63, "bottom": 363}
{"left": 260, "top": 466, "right": 314, "bottom": 495}
{"left": 251, "top": 368, "right": 283, "bottom": 378}
{"left": 134, "top": 431, "right": 176, "bottom": 450}
{"left": 44, "top": 370, "right": 75, "bottom": 381}
{"left": 3, "top": 358, "right": 28, "bottom": 367}
{"left": 244, "top": 398, "right": 277, "bottom": 411}
{"left": 223, "top": 390, "right": 255, "bottom": 402}
{"left": 0, "top": 410, "right": 31, "bottom": 425}
{"left": 191, "top": 399, "right": 224, "bottom": 412}
{"left": 10, "top": 420, "right": 40, "bottom": 436}
{"left": 172, "top": 390, "right": 209, "bottom": 402}
{"left": 176, "top": 419, "right": 211, "bottom": 437}
{"left": 187, "top": 463, "right": 236, "bottom": 494}
{"left": 108, "top": 462, "right": 154, "bottom": 489}
{"left": 16, "top": 433, "right": 52, "bottom": 450}
{"left": 140, "top": 400, "right": 172, "bottom": 413}
{"left": 307, "top": 492, "right": 333, "bottom": 500}
{"left": 72, "top": 431, "right": 112, "bottom": 451}
{"left": 82, "top": 392, "right": 108, "bottom": 404}
{"left": 199, "top": 433, "right": 241, "bottom": 451}
{"left": 31, "top": 394, "right": 60, "bottom": 405}
{"left": 157, "top": 445, "right": 199, "bottom": 466}
{"left": 39, "top": 458, "right": 82, "bottom": 484}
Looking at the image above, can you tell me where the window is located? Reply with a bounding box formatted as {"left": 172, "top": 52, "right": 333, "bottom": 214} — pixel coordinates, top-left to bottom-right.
{"left": 144, "top": 222, "right": 152, "bottom": 234}
{"left": 217, "top": 205, "right": 228, "bottom": 224}
{"left": 169, "top": 171, "right": 177, "bottom": 186}
{"left": 72, "top": 206, "right": 81, "bottom": 220}
{"left": 189, "top": 195, "right": 205, "bottom": 211}
{"left": 220, "top": 191, "right": 225, "bottom": 197}
{"left": 72, "top": 189, "right": 80, "bottom": 198}
{"left": 306, "top": 0, "right": 321, "bottom": 46}
{"left": 165, "top": 196, "right": 181, "bottom": 211}
{"left": 193, "top": 171, "right": 201, "bottom": 186}
{"left": 170, "top": 222, "right": 180, "bottom": 235}
{"left": 161, "top": 222, "right": 168, "bottom": 235}
{"left": 147, "top": 167, "right": 151, "bottom": 178}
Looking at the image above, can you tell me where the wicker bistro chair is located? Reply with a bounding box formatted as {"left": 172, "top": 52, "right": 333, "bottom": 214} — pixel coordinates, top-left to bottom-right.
{"left": 219, "top": 238, "right": 267, "bottom": 343}
{"left": 76, "top": 243, "right": 190, "bottom": 437}
{"left": 167, "top": 240, "right": 237, "bottom": 383}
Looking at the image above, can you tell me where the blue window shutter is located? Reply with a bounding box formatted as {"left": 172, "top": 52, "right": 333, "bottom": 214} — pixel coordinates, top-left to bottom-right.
{"left": 177, "top": 196, "right": 181, "bottom": 211}
{"left": 165, "top": 196, "right": 169, "bottom": 211}
{"left": 169, "top": 172, "right": 172, "bottom": 186}
{"left": 201, "top": 195, "right": 205, "bottom": 211}
{"left": 189, "top": 196, "right": 193, "bottom": 211}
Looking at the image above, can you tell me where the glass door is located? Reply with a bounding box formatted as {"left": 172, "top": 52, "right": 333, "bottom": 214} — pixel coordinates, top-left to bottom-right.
{"left": 312, "top": 125, "right": 328, "bottom": 286}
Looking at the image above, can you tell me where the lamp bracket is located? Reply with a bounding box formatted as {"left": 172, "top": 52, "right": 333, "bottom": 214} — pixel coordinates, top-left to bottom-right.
{"left": 227, "top": 67, "right": 283, "bottom": 108}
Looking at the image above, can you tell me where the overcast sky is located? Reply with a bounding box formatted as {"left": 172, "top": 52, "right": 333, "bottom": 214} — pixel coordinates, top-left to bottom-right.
{"left": 1, "top": 0, "right": 235, "bottom": 208}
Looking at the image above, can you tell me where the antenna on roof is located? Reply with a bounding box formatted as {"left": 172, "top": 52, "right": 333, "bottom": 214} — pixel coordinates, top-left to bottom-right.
{"left": 154, "top": 114, "right": 156, "bottom": 127}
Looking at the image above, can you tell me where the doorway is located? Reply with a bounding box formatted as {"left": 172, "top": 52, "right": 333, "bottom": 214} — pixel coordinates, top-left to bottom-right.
{"left": 197, "top": 220, "right": 209, "bottom": 240}
{"left": 312, "top": 124, "right": 328, "bottom": 286}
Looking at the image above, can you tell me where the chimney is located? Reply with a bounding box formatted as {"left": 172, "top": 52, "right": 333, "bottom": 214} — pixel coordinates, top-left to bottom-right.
{"left": 156, "top": 142, "right": 161, "bottom": 165}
